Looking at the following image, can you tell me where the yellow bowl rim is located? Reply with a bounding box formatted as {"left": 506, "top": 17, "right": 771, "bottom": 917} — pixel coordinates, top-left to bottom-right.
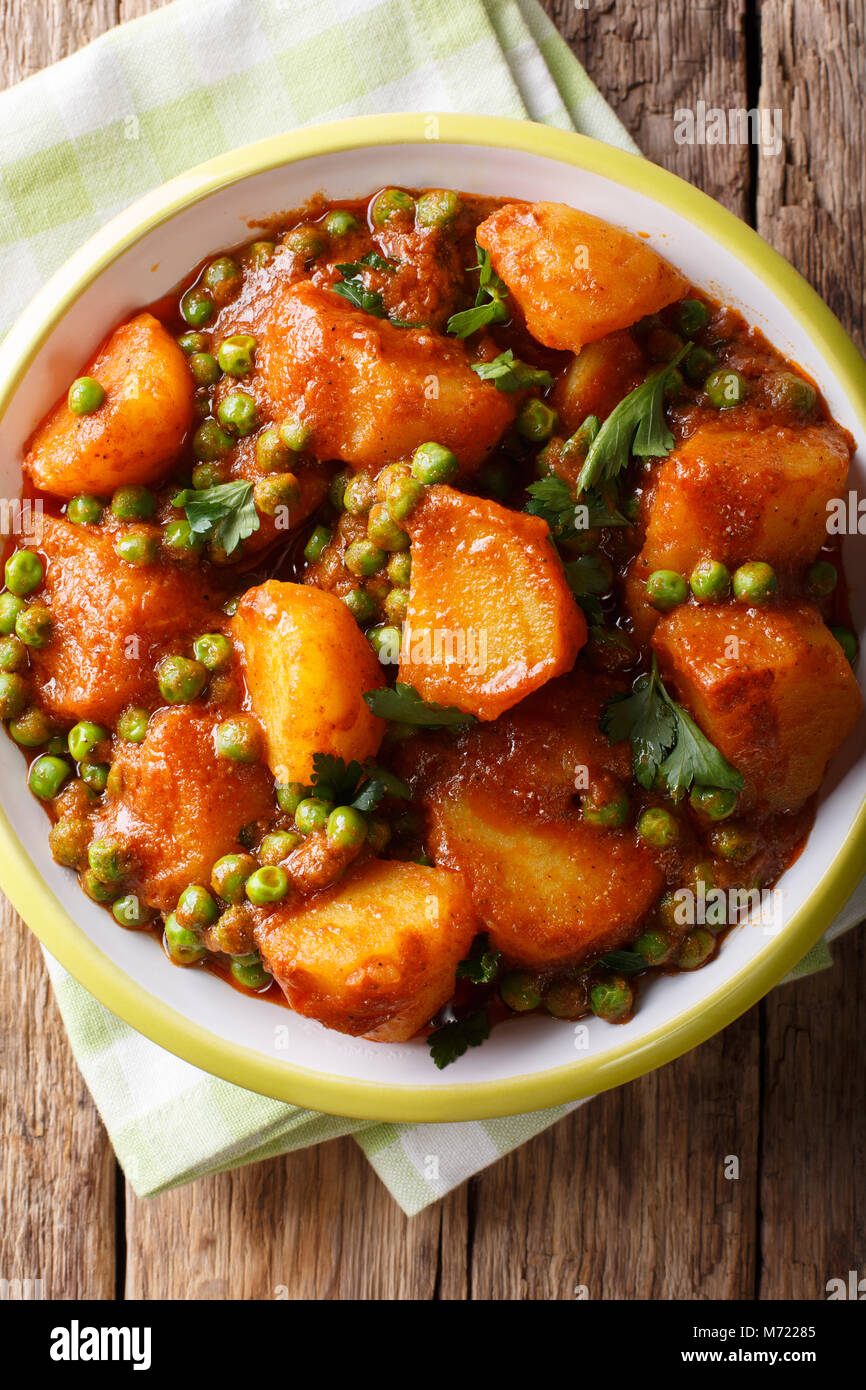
{"left": 1, "top": 112, "right": 865, "bottom": 1123}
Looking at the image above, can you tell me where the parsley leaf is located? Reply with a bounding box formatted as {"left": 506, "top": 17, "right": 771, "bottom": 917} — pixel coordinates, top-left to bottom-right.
{"left": 310, "top": 753, "right": 410, "bottom": 812}
{"left": 658, "top": 700, "right": 744, "bottom": 794}
{"left": 598, "top": 950, "right": 648, "bottom": 976}
{"left": 336, "top": 252, "right": 397, "bottom": 276}
{"left": 576, "top": 344, "right": 691, "bottom": 494}
{"left": 525, "top": 476, "right": 628, "bottom": 541}
{"left": 331, "top": 278, "right": 386, "bottom": 316}
{"left": 446, "top": 245, "right": 509, "bottom": 338}
{"left": 471, "top": 349, "right": 553, "bottom": 394}
{"left": 428, "top": 1010, "right": 490, "bottom": 1069}
{"left": 364, "top": 682, "right": 476, "bottom": 728}
{"left": 172, "top": 480, "right": 260, "bottom": 557}
{"left": 456, "top": 936, "right": 502, "bottom": 984}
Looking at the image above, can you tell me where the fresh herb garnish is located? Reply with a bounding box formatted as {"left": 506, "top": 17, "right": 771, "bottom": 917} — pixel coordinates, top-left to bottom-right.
{"left": 471, "top": 349, "right": 553, "bottom": 394}
{"left": 601, "top": 656, "right": 743, "bottom": 795}
{"left": 311, "top": 753, "right": 410, "bottom": 812}
{"left": 428, "top": 1009, "right": 490, "bottom": 1069}
{"left": 364, "top": 682, "right": 476, "bottom": 728}
{"left": 576, "top": 344, "right": 691, "bottom": 495}
{"left": 331, "top": 278, "right": 386, "bottom": 317}
{"left": 336, "top": 252, "right": 397, "bottom": 276}
{"left": 456, "top": 936, "right": 502, "bottom": 984}
{"left": 597, "top": 950, "right": 647, "bottom": 976}
{"left": 525, "top": 476, "right": 629, "bottom": 541}
{"left": 446, "top": 245, "right": 509, "bottom": 338}
{"left": 172, "top": 480, "right": 259, "bottom": 557}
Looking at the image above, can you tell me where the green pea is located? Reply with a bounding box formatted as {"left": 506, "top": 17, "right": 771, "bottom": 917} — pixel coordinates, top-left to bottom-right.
{"left": 634, "top": 927, "right": 675, "bottom": 966}
{"left": 180, "top": 287, "right": 214, "bottom": 328}
{"left": 218, "top": 391, "right": 259, "bottom": 437}
{"left": 192, "top": 462, "right": 229, "bottom": 490}
{"left": 15, "top": 605, "right": 51, "bottom": 648}
{"left": 117, "top": 707, "right": 148, "bottom": 743}
{"left": 343, "top": 473, "right": 377, "bottom": 515}
{"left": 231, "top": 956, "right": 273, "bottom": 990}
{"left": 344, "top": 588, "right": 378, "bottom": 623}
{"left": 279, "top": 417, "right": 313, "bottom": 452}
{"left": 411, "top": 441, "right": 459, "bottom": 485}
{"left": 211, "top": 853, "right": 258, "bottom": 903}
{"left": 368, "top": 624, "right": 402, "bottom": 664}
{"left": 245, "top": 865, "right": 290, "bottom": 905}
{"left": 8, "top": 704, "right": 51, "bottom": 745}
{"left": 689, "top": 786, "right": 738, "bottom": 821}
{"left": 258, "top": 831, "right": 301, "bottom": 865}
{"left": 190, "top": 633, "right": 230, "bottom": 672}
{"left": 192, "top": 419, "right": 234, "bottom": 461}
{"left": 88, "top": 838, "right": 127, "bottom": 884}
{"left": 415, "top": 189, "right": 461, "bottom": 227}
{"left": 517, "top": 399, "right": 558, "bottom": 443}
{"left": 582, "top": 781, "right": 629, "bottom": 828}
{"left": 676, "top": 928, "right": 715, "bottom": 971}
{"left": 637, "top": 806, "right": 679, "bottom": 848}
{"left": 176, "top": 883, "right": 219, "bottom": 930}
{"left": 111, "top": 485, "right": 156, "bottom": 522}
{"left": 81, "top": 869, "right": 120, "bottom": 904}
{"left": 329, "top": 470, "right": 351, "bottom": 510}
{"left": 202, "top": 255, "right": 242, "bottom": 301}
{"left": 0, "top": 592, "right": 24, "bottom": 636}
{"left": 215, "top": 716, "right": 261, "bottom": 763}
{"left": 67, "top": 376, "right": 105, "bottom": 414}
{"left": 5, "top": 551, "right": 43, "bottom": 596}
{"left": 705, "top": 367, "right": 748, "bottom": 408}
{"left": 383, "top": 587, "right": 409, "bottom": 623}
{"left": 254, "top": 472, "right": 300, "bottom": 517}
{"left": 283, "top": 224, "right": 325, "bottom": 259}
{"left": 732, "top": 561, "right": 777, "bottom": 604}
{"left": 49, "top": 817, "right": 91, "bottom": 869}
{"left": 345, "top": 538, "right": 387, "bottom": 577}
{"left": 255, "top": 429, "right": 291, "bottom": 473}
{"left": 367, "top": 503, "right": 409, "bottom": 552}
{"left": 806, "top": 560, "right": 837, "bottom": 598}
{"left": 589, "top": 972, "right": 634, "bottom": 1023}
{"left": 242, "top": 240, "right": 275, "bottom": 270}
{"left": 326, "top": 805, "right": 368, "bottom": 849}
{"left": 689, "top": 559, "right": 731, "bottom": 602}
{"left": 80, "top": 761, "right": 109, "bottom": 793}
{"left": 646, "top": 569, "right": 688, "bottom": 611}
{"left": 164, "top": 912, "right": 207, "bottom": 965}
{"left": 773, "top": 372, "right": 817, "bottom": 414}
{"left": 672, "top": 298, "right": 710, "bottom": 337}
{"left": 683, "top": 345, "right": 717, "bottom": 385}
{"left": 303, "top": 525, "right": 331, "bottom": 564}
{"left": 115, "top": 530, "right": 158, "bottom": 567}
{"left": 370, "top": 188, "right": 415, "bottom": 226}
{"left": 711, "top": 824, "right": 757, "bottom": 862}
{"left": 323, "top": 209, "right": 359, "bottom": 237}
{"left": 276, "top": 783, "right": 306, "bottom": 815}
{"left": 217, "top": 334, "right": 257, "bottom": 377}
{"left": 26, "top": 754, "right": 69, "bottom": 801}
{"left": 67, "top": 494, "right": 103, "bottom": 525}
{"left": 109, "top": 894, "right": 150, "bottom": 928}
{"left": 177, "top": 331, "right": 210, "bottom": 355}
{"left": 830, "top": 625, "right": 858, "bottom": 665}
{"left": 163, "top": 518, "right": 204, "bottom": 557}
{"left": 543, "top": 977, "right": 589, "bottom": 1019}
{"left": 499, "top": 971, "right": 542, "bottom": 1012}
{"left": 294, "top": 797, "right": 332, "bottom": 834}
{"left": 386, "top": 551, "right": 411, "bottom": 587}
{"left": 67, "top": 721, "right": 107, "bottom": 761}
{"left": 0, "top": 635, "right": 26, "bottom": 673}
{"left": 188, "top": 351, "right": 220, "bottom": 388}
{"left": 157, "top": 655, "right": 208, "bottom": 705}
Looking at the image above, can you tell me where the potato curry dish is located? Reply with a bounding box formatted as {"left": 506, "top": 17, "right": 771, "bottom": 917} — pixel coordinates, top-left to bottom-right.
{"left": 2, "top": 187, "right": 861, "bottom": 1067}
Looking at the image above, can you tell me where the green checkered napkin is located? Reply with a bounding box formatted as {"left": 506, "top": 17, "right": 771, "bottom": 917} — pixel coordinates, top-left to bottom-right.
{"left": 2, "top": 0, "right": 856, "bottom": 1214}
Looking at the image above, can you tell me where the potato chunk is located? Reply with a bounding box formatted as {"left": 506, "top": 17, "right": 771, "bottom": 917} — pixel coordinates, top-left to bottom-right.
{"left": 25, "top": 314, "right": 195, "bottom": 498}
{"left": 253, "top": 860, "right": 477, "bottom": 1041}
{"left": 476, "top": 202, "right": 688, "bottom": 353}
{"left": 230, "top": 580, "right": 386, "bottom": 785}
{"left": 399, "top": 486, "right": 585, "bottom": 720}
{"left": 653, "top": 602, "right": 862, "bottom": 813}
{"left": 92, "top": 708, "right": 274, "bottom": 912}
{"left": 428, "top": 787, "right": 663, "bottom": 969}
{"left": 552, "top": 331, "right": 646, "bottom": 434}
{"left": 257, "top": 281, "right": 515, "bottom": 472}
{"left": 29, "top": 515, "right": 224, "bottom": 725}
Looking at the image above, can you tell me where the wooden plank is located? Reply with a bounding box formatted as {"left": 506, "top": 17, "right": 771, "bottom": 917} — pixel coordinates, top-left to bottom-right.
{"left": 0, "top": 0, "right": 118, "bottom": 86}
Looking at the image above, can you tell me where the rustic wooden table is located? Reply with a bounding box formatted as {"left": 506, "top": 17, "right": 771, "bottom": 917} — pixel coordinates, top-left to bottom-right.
{"left": 1, "top": 0, "right": 864, "bottom": 1301}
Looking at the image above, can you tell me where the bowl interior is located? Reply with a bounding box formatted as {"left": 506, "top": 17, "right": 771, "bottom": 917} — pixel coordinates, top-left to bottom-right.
{"left": 1, "top": 129, "right": 864, "bottom": 1108}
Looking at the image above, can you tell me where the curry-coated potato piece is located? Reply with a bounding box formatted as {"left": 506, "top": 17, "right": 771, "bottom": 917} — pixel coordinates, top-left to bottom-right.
{"left": 553, "top": 331, "right": 646, "bottom": 434}
{"left": 92, "top": 708, "right": 274, "bottom": 912}
{"left": 428, "top": 787, "right": 664, "bottom": 969}
{"left": 476, "top": 202, "right": 688, "bottom": 353}
{"left": 230, "top": 580, "right": 386, "bottom": 785}
{"left": 399, "top": 486, "right": 585, "bottom": 720}
{"left": 257, "top": 281, "right": 515, "bottom": 472}
{"left": 25, "top": 314, "right": 195, "bottom": 498}
{"left": 28, "top": 515, "right": 223, "bottom": 726}
{"left": 653, "top": 602, "right": 862, "bottom": 813}
{"left": 253, "top": 860, "right": 478, "bottom": 1041}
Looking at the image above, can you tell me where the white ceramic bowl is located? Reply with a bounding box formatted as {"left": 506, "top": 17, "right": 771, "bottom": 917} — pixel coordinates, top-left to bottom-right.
{"left": 1, "top": 114, "right": 864, "bottom": 1121}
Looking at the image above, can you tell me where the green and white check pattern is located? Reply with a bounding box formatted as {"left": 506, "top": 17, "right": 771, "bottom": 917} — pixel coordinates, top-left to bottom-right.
{"left": 2, "top": 0, "right": 859, "bottom": 1214}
